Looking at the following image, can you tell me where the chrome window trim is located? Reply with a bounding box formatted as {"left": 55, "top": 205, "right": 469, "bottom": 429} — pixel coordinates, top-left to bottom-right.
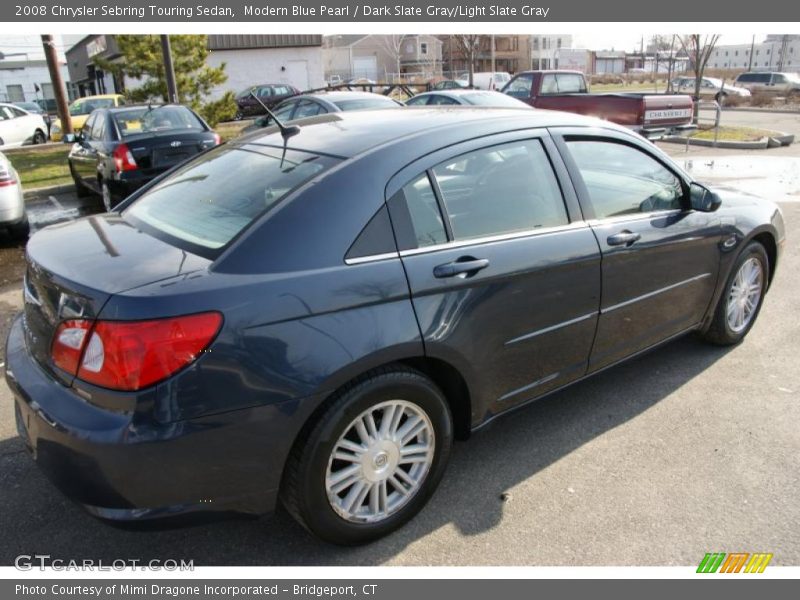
{"left": 344, "top": 251, "right": 400, "bottom": 266}
{"left": 601, "top": 272, "right": 712, "bottom": 314}
{"left": 397, "top": 221, "right": 589, "bottom": 258}
{"left": 587, "top": 208, "right": 685, "bottom": 227}
{"left": 505, "top": 311, "right": 598, "bottom": 346}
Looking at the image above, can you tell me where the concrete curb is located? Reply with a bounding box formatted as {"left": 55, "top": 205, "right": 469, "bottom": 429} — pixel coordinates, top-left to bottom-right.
{"left": 23, "top": 183, "right": 74, "bottom": 202}
{"left": 662, "top": 130, "right": 794, "bottom": 150}
{"left": 722, "top": 107, "right": 800, "bottom": 115}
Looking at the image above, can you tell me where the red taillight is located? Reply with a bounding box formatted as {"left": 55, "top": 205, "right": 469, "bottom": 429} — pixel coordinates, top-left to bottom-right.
{"left": 51, "top": 320, "right": 93, "bottom": 375}
{"left": 113, "top": 143, "right": 138, "bottom": 172}
{"left": 51, "top": 313, "right": 222, "bottom": 391}
{"left": 0, "top": 167, "right": 17, "bottom": 187}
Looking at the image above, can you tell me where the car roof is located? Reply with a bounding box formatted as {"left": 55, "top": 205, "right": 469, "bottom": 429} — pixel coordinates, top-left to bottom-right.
{"left": 236, "top": 107, "right": 621, "bottom": 159}
{"left": 303, "top": 91, "right": 393, "bottom": 101}
{"left": 73, "top": 94, "right": 122, "bottom": 100}
{"left": 417, "top": 90, "right": 503, "bottom": 98}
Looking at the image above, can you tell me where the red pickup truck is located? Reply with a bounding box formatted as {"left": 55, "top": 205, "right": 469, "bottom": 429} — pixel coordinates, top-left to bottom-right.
{"left": 502, "top": 70, "right": 695, "bottom": 139}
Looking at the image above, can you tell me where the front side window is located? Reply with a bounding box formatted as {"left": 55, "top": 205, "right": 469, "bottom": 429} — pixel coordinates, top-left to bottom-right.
{"left": 124, "top": 145, "right": 338, "bottom": 254}
{"left": 405, "top": 95, "right": 430, "bottom": 106}
{"left": 566, "top": 140, "right": 684, "bottom": 218}
{"left": 292, "top": 101, "right": 323, "bottom": 119}
{"left": 430, "top": 139, "right": 568, "bottom": 241}
{"left": 428, "top": 95, "right": 459, "bottom": 106}
{"left": 504, "top": 74, "right": 534, "bottom": 98}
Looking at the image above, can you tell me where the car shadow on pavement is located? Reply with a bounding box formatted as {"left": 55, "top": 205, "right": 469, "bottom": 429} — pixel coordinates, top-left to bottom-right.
{"left": 0, "top": 334, "right": 731, "bottom": 566}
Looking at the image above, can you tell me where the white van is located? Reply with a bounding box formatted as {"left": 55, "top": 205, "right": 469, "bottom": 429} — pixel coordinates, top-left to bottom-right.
{"left": 456, "top": 72, "right": 512, "bottom": 91}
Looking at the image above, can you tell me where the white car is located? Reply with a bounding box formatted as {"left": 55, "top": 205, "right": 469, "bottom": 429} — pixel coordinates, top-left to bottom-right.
{"left": 456, "top": 72, "right": 512, "bottom": 91}
{"left": 0, "top": 103, "right": 48, "bottom": 148}
{"left": 672, "top": 77, "right": 751, "bottom": 102}
{"left": 0, "top": 151, "right": 28, "bottom": 239}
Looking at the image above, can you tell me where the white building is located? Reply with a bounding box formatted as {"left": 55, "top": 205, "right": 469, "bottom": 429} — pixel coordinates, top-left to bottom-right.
{"left": 709, "top": 35, "right": 799, "bottom": 71}
{"left": 530, "top": 35, "right": 573, "bottom": 70}
{"left": 0, "top": 34, "right": 76, "bottom": 105}
{"left": 206, "top": 35, "right": 324, "bottom": 97}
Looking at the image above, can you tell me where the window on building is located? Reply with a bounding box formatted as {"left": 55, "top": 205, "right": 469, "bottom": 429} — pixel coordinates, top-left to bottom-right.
{"left": 5, "top": 85, "right": 24, "bottom": 103}
{"left": 420, "top": 42, "right": 428, "bottom": 55}
{"left": 557, "top": 38, "right": 562, "bottom": 48}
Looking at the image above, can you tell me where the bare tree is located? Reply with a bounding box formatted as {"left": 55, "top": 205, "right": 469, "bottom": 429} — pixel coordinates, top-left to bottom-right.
{"left": 679, "top": 34, "right": 721, "bottom": 118}
{"left": 451, "top": 34, "right": 482, "bottom": 87}
{"left": 376, "top": 34, "right": 407, "bottom": 82}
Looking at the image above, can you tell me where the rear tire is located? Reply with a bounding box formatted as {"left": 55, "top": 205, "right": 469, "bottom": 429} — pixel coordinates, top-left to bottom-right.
{"left": 281, "top": 366, "right": 453, "bottom": 545}
{"left": 702, "top": 241, "right": 769, "bottom": 346}
{"left": 69, "top": 164, "right": 90, "bottom": 198}
{"left": 7, "top": 215, "right": 30, "bottom": 241}
{"left": 101, "top": 180, "right": 113, "bottom": 211}
{"left": 32, "top": 129, "right": 46, "bottom": 145}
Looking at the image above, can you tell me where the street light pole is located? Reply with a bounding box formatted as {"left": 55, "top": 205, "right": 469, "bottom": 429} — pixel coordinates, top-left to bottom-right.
{"left": 160, "top": 35, "right": 179, "bottom": 103}
{"left": 40, "top": 34, "right": 72, "bottom": 135}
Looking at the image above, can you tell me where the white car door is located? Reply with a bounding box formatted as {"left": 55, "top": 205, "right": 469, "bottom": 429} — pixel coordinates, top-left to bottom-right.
{"left": 0, "top": 106, "right": 19, "bottom": 147}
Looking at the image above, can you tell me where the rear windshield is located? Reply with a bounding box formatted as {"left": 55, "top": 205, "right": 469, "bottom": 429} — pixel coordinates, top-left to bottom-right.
{"left": 113, "top": 106, "right": 205, "bottom": 137}
{"left": 124, "top": 145, "right": 338, "bottom": 255}
{"left": 70, "top": 97, "right": 115, "bottom": 116}
{"left": 332, "top": 97, "right": 399, "bottom": 111}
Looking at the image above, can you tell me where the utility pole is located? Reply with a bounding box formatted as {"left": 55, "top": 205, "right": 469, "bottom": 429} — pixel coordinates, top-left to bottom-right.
{"left": 41, "top": 34, "right": 72, "bottom": 135}
{"left": 160, "top": 35, "right": 179, "bottom": 103}
{"left": 748, "top": 35, "right": 755, "bottom": 71}
{"left": 490, "top": 35, "right": 496, "bottom": 73}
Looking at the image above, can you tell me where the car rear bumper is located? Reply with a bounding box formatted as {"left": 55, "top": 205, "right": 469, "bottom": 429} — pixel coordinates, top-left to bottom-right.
{"left": 4, "top": 314, "right": 281, "bottom": 521}
{"left": 637, "top": 123, "right": 698, "bottom": 140}
{"left": 0, "top": 186, "right": 24, "bottom": 224}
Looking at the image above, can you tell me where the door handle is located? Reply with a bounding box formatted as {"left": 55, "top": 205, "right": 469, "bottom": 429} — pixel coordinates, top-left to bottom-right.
{"left": 607, "top": 231, "right": 641, "bottom": 247}
{"left": 433, "top": 257, "right": 489, "bottom": 279}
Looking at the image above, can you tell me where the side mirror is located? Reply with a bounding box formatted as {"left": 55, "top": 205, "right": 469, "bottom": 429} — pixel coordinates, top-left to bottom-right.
{"left": 690, "top": 182, "right": 722, "bottom": 212}
{"left": 255, "top": 116, "right": 269, "bottom": 128}
{"left": 63, "top": 133, "right": 76, "bottom": 144}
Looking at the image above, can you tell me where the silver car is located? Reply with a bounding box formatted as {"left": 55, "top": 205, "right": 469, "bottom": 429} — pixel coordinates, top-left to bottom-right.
{"left": 0, "top": 150, "right": 28, "bottom": 239}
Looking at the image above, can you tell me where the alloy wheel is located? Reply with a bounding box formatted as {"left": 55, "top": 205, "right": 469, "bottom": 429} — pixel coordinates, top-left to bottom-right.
{"left": 325, "top": 400, "right": 435, "bottom": 523}
{"left": 726, "top": 257, "right": 763, "bottom": 334}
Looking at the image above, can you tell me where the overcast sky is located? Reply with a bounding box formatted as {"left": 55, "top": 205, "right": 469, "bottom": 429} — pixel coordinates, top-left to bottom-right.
{"left": 572, "top": 32, "right": 762, "bottom": 52}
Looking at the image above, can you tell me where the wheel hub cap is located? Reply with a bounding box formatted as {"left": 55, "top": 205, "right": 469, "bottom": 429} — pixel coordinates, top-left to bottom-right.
{"left": 325, "top": 400, "right": 435, "bottom": 523}
{"left": 726, "top": 257, "right": 763, "bottom": 334}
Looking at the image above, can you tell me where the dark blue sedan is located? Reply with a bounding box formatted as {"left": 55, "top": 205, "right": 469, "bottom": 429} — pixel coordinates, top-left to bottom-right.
{"left": 4, "top": 108, "right": 785, "bottom": 544}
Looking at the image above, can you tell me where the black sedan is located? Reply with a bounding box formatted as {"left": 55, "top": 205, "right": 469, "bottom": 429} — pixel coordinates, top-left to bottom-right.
{"left": 243, "top": 91, "right": 402, "bottom": 133}
{"left": 66, "top": 104, "right": 220, "bottom": 210}
{"left": 406, "top": 89, "right": 531, "bottom": 107}
{"left": 235, "top": 83, "right": 300, "bottom": 119}
{"left": 6, "top": 109, "right": 784, "bottom": 545}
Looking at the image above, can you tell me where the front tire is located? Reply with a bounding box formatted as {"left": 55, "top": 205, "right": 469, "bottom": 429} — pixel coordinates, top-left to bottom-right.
{"left": 702, "top": 241, "right": 769, "bottom": 345}
{"left": 281, "top": 367, "right": 453, "bottom": 545}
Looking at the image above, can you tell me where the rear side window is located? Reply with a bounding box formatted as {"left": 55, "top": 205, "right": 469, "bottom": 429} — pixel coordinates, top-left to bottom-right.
{"left": 556, "top": 73, "right": 587, "bottom": 93}
{"left": 292, "top": 101, "right": 323, "bottom": 119}
{"left": 401, "top": 173, "right": 447, "bottom": 247}
{"left": 124, "top": 145, "right": 339, "bottom": 255}
{"left": 431, "top": 139, "right": 568, "bottom": 241}
{"left": 566, "top": 140, "right": 684, "bottom": 218}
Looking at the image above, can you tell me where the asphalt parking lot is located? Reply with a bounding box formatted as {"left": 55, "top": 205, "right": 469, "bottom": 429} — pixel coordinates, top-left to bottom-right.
{"left": 0, "top": 108, "right": 798, "bottom": 566}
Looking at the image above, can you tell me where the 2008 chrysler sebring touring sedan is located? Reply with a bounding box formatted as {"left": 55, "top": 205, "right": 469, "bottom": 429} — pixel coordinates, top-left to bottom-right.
{"left": 4, "top": 108, "right": 785, "bottom": 545}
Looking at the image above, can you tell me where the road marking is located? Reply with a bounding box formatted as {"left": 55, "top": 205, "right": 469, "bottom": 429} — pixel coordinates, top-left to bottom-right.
{"left": 48, "top": 195, "right": 66, "bottom": 211}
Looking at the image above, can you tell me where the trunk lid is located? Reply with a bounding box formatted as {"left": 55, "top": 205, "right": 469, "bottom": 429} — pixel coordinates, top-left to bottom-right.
{"left": 22, "top": 213, "right": 210, "bottom": 383}
{"left": 123, "top": 131, "right": 216, "bottom": 173}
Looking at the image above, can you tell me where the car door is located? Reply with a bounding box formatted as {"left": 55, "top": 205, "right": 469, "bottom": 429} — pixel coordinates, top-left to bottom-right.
{"left": 388, "top": 130, "right": 602, "bottom": 423}
{"left": 552, "top": 129, "right": 723, "bottom": 372}
{"left": 71, "top": 113, "right": 100, "bottom": 190}
{"left": 0, "top": 107, "right": 15, "bottom": 147}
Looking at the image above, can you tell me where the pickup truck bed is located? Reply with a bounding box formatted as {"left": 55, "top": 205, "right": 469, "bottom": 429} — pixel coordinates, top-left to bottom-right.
{"left": 503, "top": 71, "right": 696, "bottom": 139}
